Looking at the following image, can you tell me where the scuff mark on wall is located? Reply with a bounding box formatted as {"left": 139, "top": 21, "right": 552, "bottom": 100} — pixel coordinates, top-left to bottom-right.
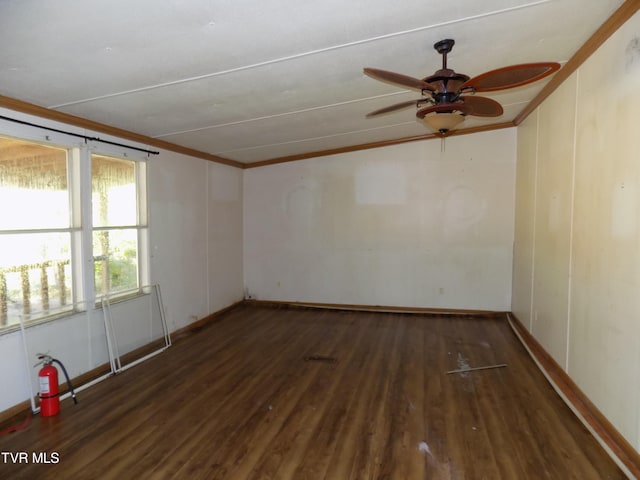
{"left": 625, "top": 36, "right": 640, "bottom": 72}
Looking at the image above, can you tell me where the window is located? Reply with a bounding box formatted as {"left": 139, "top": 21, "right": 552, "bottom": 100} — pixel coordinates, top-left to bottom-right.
{"left": 0, "top": 135, "right": 148, "bottom": 332}
{"left": 0, "top": 137, "right": 75, "bottom": 328}
{"left": 92, "top": 154, "right": 147, "bottom": 299}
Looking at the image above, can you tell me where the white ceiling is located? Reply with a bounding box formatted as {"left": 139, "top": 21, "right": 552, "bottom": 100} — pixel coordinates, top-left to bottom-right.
{"left": 0, "top": 0, "right": 627, "bottom": 165}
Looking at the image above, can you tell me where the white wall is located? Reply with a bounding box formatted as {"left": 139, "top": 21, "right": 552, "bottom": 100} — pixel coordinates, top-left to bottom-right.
{"left": 0, "top": 111, "right": 244, "bottom": 413}
{"left": 207, "top": 162, "right": 244, "bottom": 312}
{"left": 244, "top": 129, "right": 517, "bottom": 311}
{"left": 512, "top": 11, "right": 640, "bottom": 449}
{"left": 148, "top": 152, "right": 244, "bottom": 332}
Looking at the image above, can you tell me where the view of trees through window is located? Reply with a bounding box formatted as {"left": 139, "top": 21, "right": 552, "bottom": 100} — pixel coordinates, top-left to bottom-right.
{"left": 92, "top": 154, "right": 140, "bottom": 297}
{"left": 0, "top": 136, "right": 145, "bottom": 330}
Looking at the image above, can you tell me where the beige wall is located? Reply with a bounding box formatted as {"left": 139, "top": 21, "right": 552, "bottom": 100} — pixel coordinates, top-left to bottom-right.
{"left": 244, "top": 129, "right": 517, "bottom": 311}
{"left": 512, "top": 11, "right": 640, "bottom": 449}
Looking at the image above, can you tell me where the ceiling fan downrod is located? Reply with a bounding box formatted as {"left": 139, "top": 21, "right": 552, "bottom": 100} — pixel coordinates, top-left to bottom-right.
{"left": 434, "top": 39, "right": 455, "bottom": 70}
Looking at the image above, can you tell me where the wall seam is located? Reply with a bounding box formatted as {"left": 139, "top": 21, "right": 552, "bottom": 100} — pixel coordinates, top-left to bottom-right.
{"left": 566, "top": 70, "right": 579, "bottom": 375}
{"left": 206, "top": 163, "right": 211, "bottom": 312}
{"left": 529, "top": 109, "right": 540, "bottom": 332}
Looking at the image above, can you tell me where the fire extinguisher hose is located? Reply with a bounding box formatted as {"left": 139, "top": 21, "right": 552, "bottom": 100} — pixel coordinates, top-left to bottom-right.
{"left": 51, "top": 358, "right": 78, "bottom": 405}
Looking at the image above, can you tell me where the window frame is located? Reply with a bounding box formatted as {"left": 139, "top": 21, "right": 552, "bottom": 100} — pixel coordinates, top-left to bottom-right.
{"left": 90, "top": 152, "right": 149, "bottom": 302}
{"left": 0, "top": 129, "right": 150, "bottom": 334}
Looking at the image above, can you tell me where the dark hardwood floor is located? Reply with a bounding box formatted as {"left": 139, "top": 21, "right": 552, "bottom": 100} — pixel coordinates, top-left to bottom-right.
{"left": 0, "top": 304, "right": 626, "bottom": 479}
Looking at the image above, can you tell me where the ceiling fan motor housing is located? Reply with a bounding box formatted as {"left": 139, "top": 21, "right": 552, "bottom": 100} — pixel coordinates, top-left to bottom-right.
{"left": 423, "top": 69, "right": 470, "bottom": 105}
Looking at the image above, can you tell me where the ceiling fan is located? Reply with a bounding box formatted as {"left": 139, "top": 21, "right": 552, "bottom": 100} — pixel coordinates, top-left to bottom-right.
{"left": 364, "top": 39, "right": 560, "bottom": 135}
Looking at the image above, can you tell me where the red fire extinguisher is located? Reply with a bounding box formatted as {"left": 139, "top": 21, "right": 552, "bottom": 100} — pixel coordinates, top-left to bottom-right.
{"left": 36, "top": 354, "right": 78, "bottom": 417}
{"left": 38, "top": 356, "right": 59, "bottom": 416}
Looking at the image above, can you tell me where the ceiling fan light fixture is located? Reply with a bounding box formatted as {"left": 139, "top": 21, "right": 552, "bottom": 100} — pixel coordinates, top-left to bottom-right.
{"left": 423, "top": 112, "right": 465, "bottom": 134}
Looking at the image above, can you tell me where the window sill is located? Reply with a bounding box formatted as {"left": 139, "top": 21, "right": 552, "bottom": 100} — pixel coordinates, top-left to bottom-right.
{"left": 0, "top": 306, "right": 78, "bottom": 336}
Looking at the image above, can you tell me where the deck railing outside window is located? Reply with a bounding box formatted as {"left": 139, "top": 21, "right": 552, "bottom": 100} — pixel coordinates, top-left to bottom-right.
{"left": 0, "top": 259, "right": 72, "bottom": 326}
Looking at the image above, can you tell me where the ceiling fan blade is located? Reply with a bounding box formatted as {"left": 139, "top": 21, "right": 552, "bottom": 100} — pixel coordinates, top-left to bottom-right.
{"left": 364, "top": 68, "right": 435, "bottom": 92}
{"left": 462, "top": 62, "right": 560, "bottom": 92}
{"left": 366, "top": 99, "right": 427, "bottom": 117}
{"left": 415, "top": 102, "right": 473, "bottom": 119}
{"left": 460, "top": 96, "right": 503, "bottom": 117}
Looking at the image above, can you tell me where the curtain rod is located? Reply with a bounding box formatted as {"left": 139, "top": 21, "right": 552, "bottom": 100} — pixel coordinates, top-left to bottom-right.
{"left": 0, "top": 115, "right": 160, "bottom": 156}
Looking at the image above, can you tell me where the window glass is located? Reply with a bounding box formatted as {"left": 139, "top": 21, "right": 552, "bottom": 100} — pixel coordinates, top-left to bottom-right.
{"left": 93, "top": 228, "right": 139, "bottom": 296}
{"left": 92, "top": 154, "right": 141, "bottom": 299}
{"left": 0, "top": 233, "right": 73, "bottom": 322}
{"left": 0, "top": 137, "right": 72, "bottom": 328}
{"left": 0, "top": 138, "right": 69, "bottom": 229}
{"left": 92, "top": 155, "right": 136, "bottom": 227}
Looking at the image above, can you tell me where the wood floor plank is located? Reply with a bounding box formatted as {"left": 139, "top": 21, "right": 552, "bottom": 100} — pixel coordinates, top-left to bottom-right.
{"left": 0, "top": 304, "right": 626, "bottom": 479}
